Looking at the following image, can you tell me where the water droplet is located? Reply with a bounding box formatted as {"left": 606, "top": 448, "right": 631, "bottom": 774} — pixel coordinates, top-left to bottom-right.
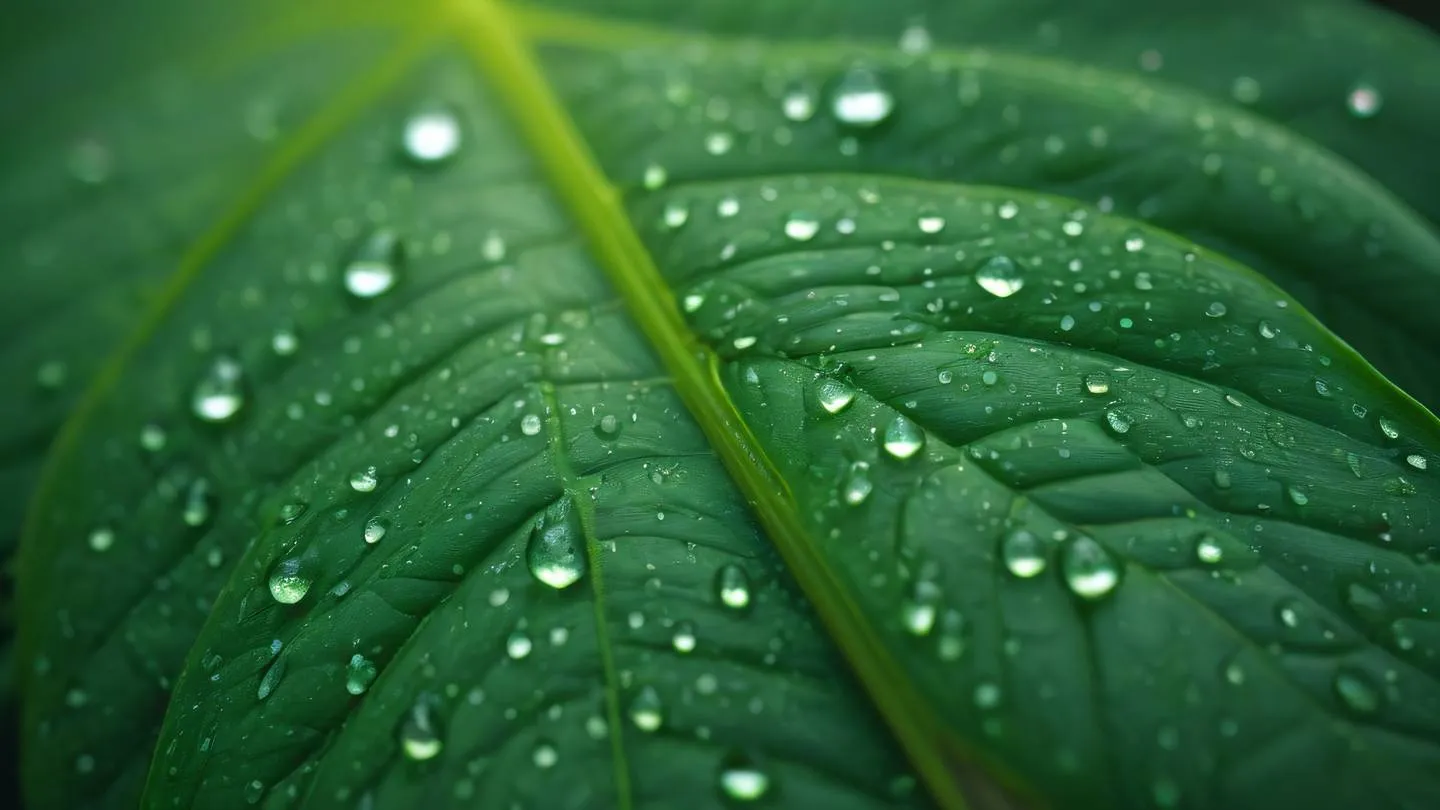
{"left": 399, "top": 697, "right": 443, "bottom": 760}
{"left": 401, "top": 106, "right": 462, "bottom": 165}
{"left": 783, "top": 213, "right": 820, "bottom": 242}
{"left": 718, "top": 750, "right": 771, "bottom": 802}
{"left": 1379, "top": 416, "right": 1400, "bottom": 440}
{"left": 1083, "top": 372, "right": 1111, "bottom": 395}
{"left": 882, "top": 415, "right": 924, "bottom": 459}
{"left": 831, "top": 66, "right": 894, "bottom": 127}
{"left": 191, "top": 355, "right": 246, "bottom": 423}
{"left": 1195, "top": 535, "right": 1224, "bottom": 565}
{"left": 267, "top": 556, "right": 315, "bottom": 604}
{"left": 363, "top": 516, "right": 389, "bottom": 544}
{"left": 1104, "top": 410, "right": 1132, "bottom": 435}
{"left": 917, "top": 213, "right": 945, "bottom": 234}
{"left": 345, "top": 654, "right": 377, "bottom": 695}
{"left": 662, "top": 202, "right": 689, "bottom": 230}
{"left": 781, "top": 83, "right": 817, "bottom": 121}
{"left": 520, "top": 413, "right": 543, "bottom": 436}
{"left": 1205, "top": 301, "right": 1228, "bottom": 318}
{"left": 1061, "top": 536, "right": 1120, "bottom": 600}
{"left": 642, "top": 163, "right": 667, "bottom": 190}
{"left": 87, "top": 527, "right": 115, "bottom": 553}
{"left": 182, "top": 478, "right": 214, "bottom": 528}
{"left": 629, "top": 685, "right": 664, "bottom": 732}
{"left": 704, "top": 131, "right": 734, "bottom": 155}
{"left": 715, "top": 564, "right": 752, "bottom": 610}
{"left": 344, "top": 228, "right": 402, "bottom": 299}
{"left": 672, "top": 620, "right": 697, "bottom": 653}
{"left": 139, "top": 423, "right": 167, "bottom": 453}
{"left": 1346, "top": 83, "right": 1382, "bottom": 118}
{"left": 817, "top": 378, "right": 856, "bottom": 414}
{"left": 974, "top": 255, "right": 1024, "bottom": 297}
{"left": 526, "top": 495, "right": 588, "bottom": 589}
{"left": 1002, "top": 529, "right": 1048, "bottom": 578}
{"left": 1231, "top": 75, "right": 1262, "bottom": 104}
{"left": 532, "top": 741, "right": 558, "bottom": 768}
{"left": 1406, "top": 454, "right": 1428, "bottom": 471}
{"left": 901, "top": 578, "right": 941, "bottom": 636}
{"left": 506, "top": 627, "right": 533, "bottom": 660}
{"left": 1333, "top": 668, "right": 1381, "bottom": 714}
{"left": 842, "top": 460, "right": 873, "bottom": 505}
{"left": 349, "top": 466, "right": 379, "bottom": 493}
{"left": 257, "top": 652, "right": 286, "bottom": 700}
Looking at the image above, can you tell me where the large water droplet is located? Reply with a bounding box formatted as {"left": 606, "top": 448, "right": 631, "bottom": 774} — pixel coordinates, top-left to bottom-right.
{"left": 718, "top": 750, "right": 771, "bottom": 802}
{"left": 817, "top": 378, "right": 856, "bottom": 414}
{"left": 882, "top": 415, "right": 924, "bottom": 459}
{"left": 715, "top": 563, "right": 752, "bottom": 610}
{"left": 363, "top": 516, "right": 389, "bottom": 544}
{"left": 628, "top": 685, "right": 664, "bottom": 732}
{"left": 345, "top": 654, "right": 377, "bottom": 695}
{"left": 1061, "top": 536, "right": 1120, "bottom": 600}
{"left": 344, "top": 228, "right": 402, "bottom": 299}
{"left": 191, "top": 355, "right": 246, "bottom": 423}
{"left": 1002, "top": 529, "right": 1047, "bottom": 578}
{"left": 401, "top": 105, "right": 462, "bottom": 165}
{"left": 831, "top": 66, "right": 894, "bottom": 127}
{"left": 526, "top": 495, "right": 588, "bottom": 589}
{"left": 267, "top": 556, "right": 315, "bottom": 604}
{"left": 974, "top": 255, "right": 1024, "bottom": 297}
{"left": 399, "top": 697, "right": 443, "bottom": 760}
{"left": 672, "top": 620, "right": 697, "bottom": 653}
{"left": 349, "top": 466, "right": 379, "bottom": 493}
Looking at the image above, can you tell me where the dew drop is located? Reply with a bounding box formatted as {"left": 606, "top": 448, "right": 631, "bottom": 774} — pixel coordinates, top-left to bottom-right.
{"left": 672, "top": 620, "right": 697, "bottom": 654}
{"left": 526, "top": 495, "right": 588, "bottom": 590}
{"left": 363, "top": 516, "right": 389, "bottom": 544}
{"left": 593, "top": 413, "right": 622, "bottom": 440}
{"left": 1123, "top": 231, "right": 1146, "bottom": 252}
{"left": 1104, "top": 410, "right": 1132, "bottom": 435}
{"left": 1001, "top": 529, "right": 1048, "bottom": 578}
{"left": 642, "top": 163, "right": 667, "bottom": 190}
{"left": 401, "top": 106, "right": 462, "bottom": 165}
{"left": 783, "top": 213, "right": 820, "bottom": 242}
{"left": 506, "top": 627, "right": 533, "bottom": 660}
{"left": 1378, "top": 416, "right": 1400, "bottom": 440}
{"left": 628, "top": 685, "right": 664, "bottom": 732}
{"left": 344, "top": 228, "right": 402, "bottom": 299}
{"left": 1061, "top": 536, "right": 1120, "bottom": 600}
{"left": 1205, "top": 301, "right": 1228, "bottom": 318}
{"left": 842, "top": 460, "right": 873, "bottom": 505}
{"left": 1346, "top": 83, "right": 1382, "bottom": 118}
{"left": 1195, "top": 535, "right": 1224, "bottom": 565}
{"left": 87, "top": 527, "right": 115, "bottom": 553}
{"left": 532, "top": 741, "right": 558, "bottom": 768}
{"left": 816, "top": 378, "right": 857, "bottom": 414}
{"left": 191, "top": 355, "right": 246, "bottom": 423}
{"left": 399, "top": 697, "right": 443, "bottom": 760}
{"left": 267, "top": 556, "right": 315, "bottom": 604}
{"left": 781, "top": 84, "right": 817, "bottom": 121}
{"left": 1333, "top": 668, "right": 1382, "bottom": 714}
{"left": 349, "top": 466, "right": 379, "bottom": 493}
{"left": 139, "top": 423, "right": 167, "bottom": 453}
{"left": 1083, "top": 372, "right": 1111, "bottom": 395}
{"left": 1405, "top": 454, "right": 1427, "bottom": 471}
{"left": 182, "top": 478, "right": 215, "bottom": 528}
{"left": 936, "top": 609, "right": 966, "bottom": 661}
{"left": 345, "top": 654, "right": 377, "bottom": 695}
{"left": 661, "top": 202, "right": 689, "bottom": 230}
{"left": 882, "top": 415, "right": 924, "bottom": 459}
{"left": 718, "top": 750, "right": 771, "bottom": 802}
{"left": 974, "top": 255, "right": 1024, "bottom": 298}
{"left": 715, "top": 563, "right": 752, "bottom": 610}
{"left": 900, "top": 579, "right": 941, "bottom": 636}
{"left": 831, "top": 66, "right": 894, "bottom": 127}
{"left": 520, "top": 413, "right": 543, "bottom": 436}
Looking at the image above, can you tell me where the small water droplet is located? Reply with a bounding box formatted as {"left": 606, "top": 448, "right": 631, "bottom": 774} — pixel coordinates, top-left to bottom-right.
{"left": 1405, "top": 454, "right": 1427, "bottom": 471}
{"left": 672, "top": 620, "right": 697, "bottom": 653}
{"left": 182, "top": 478, "right": 214, "bottom": 528}
{"left": 718, "top": 750, "right": 771, "bottom": 802}
{"left": 842, "top": 460, "right": 873, "bottom": 505}
{"left": 715, "top": 564, "right": 752, "bottom": 610}
{"left": 1123, "top": 231, "right": 1146, "bottom": 252}
{"left": 817, "top": 378, "right": 857, "bottom": 414}
{"left": 267, "top": 556, "right": 314, "bottom": 604}
{"left": 1061, "top": 536, "right": 1120, "bottom": 600}
{"left": 1347, "top": 83, "right": 1382, "bottom": 118}
{"left": 363, "top": 516, "right": 389, "bottom": 544}
{"left": 900, "top": 579, "right": 941, "bottom": 636}
{"left": 783, "top": 213, "right": 820, "bottom": 242}
{"left": 593, "top": 413, "right": 622, "bottom": 440}
{"left": 1205, "top": 301, "right": 1227, "bottom": 318}
{"left": 506, "top": 626, "right": 533, "bottom": 660}
{"left": 139, "top": 423, "right": 167, "bottom": 453}
{"left": 349, "top": 466, "right": 379, "bottom": 493}
{"left": 629, "top": 685, "right": 664, "bottom": 732}
{"left": 1083, "top": 372, "right": 1111, "bottom": 395}
{"left": 831, "top": 66, "right": 894, "bottom": 127}
{"left": 191, "top": 355, "right": 246, "bottom": 423}
{"left": 1195, "top": 535, "right": 1224, "bottom": 564}
{"left": 882, "top": 415, "right": 924, "bottom": 459}
{"left": 532, "top": 741, "right": 558, "bottom": 768}
{"left": 401, "top": 106, "right": 462, "bottom": 165}
{"left": 344, "top": 228, "right": 402, "bottom": 299}
{"left": 781, "top": 83, "right": 817, "bottom": 121}
{"left": 399, "top": 697, "right": 443, "bottom": 760}
{"left": 974, "top": 255, "right": 1024, "bottom": 297}
{"left": 662, "top": 202, "right": 689, "bottom": 230}
{"left": 642, "top": 163, "right": 667, "bottom": 190}
{"left": 1231, "top": 75, "right": 1262, "bottom": 104}
{"left": 520, "top": 413, "right": 543, "bottom": 437}
{"left": 526, "top": 495, "right": 588, "bottom": 589}
{"left": 917, "top": 213, "right": 945, "bottom": 234}
{"left": 345, "top": 654, "right": 377, "bottom": 695}
{"left": 1104, "top": 410, "right": 1132, "bottom": 435}
{"left": 1378, "top": 416, "right": 1400, "bottom": 440}
{"left": 87, "top": 527, "right": 115, "bottom": 553}
{"left": 1333, "top": 668, "right": 1382, "bottom": 714}
{"left": 1002, "top": 529, "right": 1048, "bottom": 578}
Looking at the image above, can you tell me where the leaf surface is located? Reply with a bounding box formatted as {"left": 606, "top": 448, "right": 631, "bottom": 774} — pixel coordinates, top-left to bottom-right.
{"left": 9, "top": 2, "right": 1440, "bottom": 810}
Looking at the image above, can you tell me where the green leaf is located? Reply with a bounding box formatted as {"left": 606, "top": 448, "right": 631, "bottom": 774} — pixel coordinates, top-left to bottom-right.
{"left": 9, "top": 2, "right": 1440, "bottom": 810}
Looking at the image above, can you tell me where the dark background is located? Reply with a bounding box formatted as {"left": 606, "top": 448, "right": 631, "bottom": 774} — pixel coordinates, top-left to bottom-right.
{"left": 1377, "top": 0, "right": 1440, "bottom": 29}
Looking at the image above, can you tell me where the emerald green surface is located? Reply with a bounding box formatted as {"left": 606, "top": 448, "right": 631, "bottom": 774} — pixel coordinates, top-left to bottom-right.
{"left": 4, "top": 2, "right": 1439, "bottom": 810}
